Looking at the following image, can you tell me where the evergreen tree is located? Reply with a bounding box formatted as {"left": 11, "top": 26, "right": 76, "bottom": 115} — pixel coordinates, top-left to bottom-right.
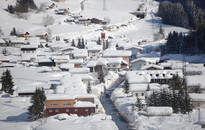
{"left": 96, "top": 37, "right": 101, "bottom": 45}
{"left": 87, "top": 82, "right": 92, "bottom": 94}
{"left": 27, "top": 88, "right": 46, "bottom": 121}
{"left": 15, "top": 0, "right": 37, "bottom": 13}
{"left": 71, "top": 39, "right": 75, "bottom": 47}
{"left": 123, "top": 80, "right": 129, "bottom": 94}
{"left": 8, "top": 5, "right": 15, "bottom": 14}
{"left": 170, "top": 74, "right": 183, "bottom": 90}
{"left": 1, "top": 69, "right": 14, "bottom": 95}
{"left": 10, "top": 27, "right": 17, "bottom": 36}
{"left": 136, "top": 97, "right": 143, "bottom": 111}
{"left": 81, "top": 38, "right": 85, "bottom": 49}
{"left": 97, "top": 68, "right": 105, "bottom": 83}
{"left": 77, "top": 38, "right": 81, "bottom": 49}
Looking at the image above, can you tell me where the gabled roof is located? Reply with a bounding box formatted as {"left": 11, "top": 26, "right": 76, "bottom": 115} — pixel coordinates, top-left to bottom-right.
{"left": 102, "top": 49, "right": 131, "bottom": 57}
{"left": 141, "top": 64, "right": 164, "bottom": 70}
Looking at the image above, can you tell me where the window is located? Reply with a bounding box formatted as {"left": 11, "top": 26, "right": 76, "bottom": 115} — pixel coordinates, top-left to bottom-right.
{"left": 85, "top": 109, "right": 88, "bottom": 111}
{"left": 63, "top": 103, "right": 71, "bottom": 106}
{"left": 55, "top": 109, "right": 59, "bottom": 112}
{"left": 74, "top": 109, "right": 78, "bottom": 112}
{"left": 66, "top": 109, "right": 70, "bottom": 112}
{"left": 136, "top": 93, "right": 138, "bottom": 97}
{"left": 141, "top": 93, "right": 144, "bottom": 96}
{"left": 49, "top": 109, "right": 53, "bottom": 112}
{"left": 50, "top": 104, "right": 58, "bottom": 106}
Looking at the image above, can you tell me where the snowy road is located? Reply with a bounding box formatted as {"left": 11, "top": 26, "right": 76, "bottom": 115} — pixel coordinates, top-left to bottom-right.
{"left": 100, "top": 76, "right": 131, "bottom": 130}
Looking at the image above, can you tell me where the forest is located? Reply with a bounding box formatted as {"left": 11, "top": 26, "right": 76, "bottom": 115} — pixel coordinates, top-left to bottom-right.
{"left": 157, "top": 0, "right": 205, "bottom": 55}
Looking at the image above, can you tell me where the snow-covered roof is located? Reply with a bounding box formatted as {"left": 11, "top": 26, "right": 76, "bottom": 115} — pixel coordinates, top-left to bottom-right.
{"left": 126, "top": 72, "right": 151, "bottom": 84}
{"left": 131, "top": 57, "right": 159, "bottom": 64}
{"left": 10, "top": 37, "right": 25, "bottom": 43}
{"left": 52, "top": 55, "right": 70, "bottom": 60}
{"left": 146, "top": 107, "right": 172, "bottom": 116}
{"left": 189, "top": 93, "right": 205, "bottom": 102}
{"left": 37, "top": 58, "right": 53, "bottom": 63}
{"left": 74, "top": 101, "right": 96, "bottom": 108}
{"left": 102, "top": 49, "right": 131, "bottom": 57}
{"left": 86, "top": 60, "right": 98, "bottom": 67}
{"left": 20, "top": 44, "right": 38, "bottom": 49}
{"left": 72, "top": 49, "right": 88, "bottom": 57}
{"left": 124, "top": 45, "right": 143, "bottom": 51}
{"left": 72, "top": 74, "right": 93, "bottom": 80}
{"left": 17, "top": 84, "right": 47, "bottom": 93}
{"left": 60, "top": 63, "right": 75, "bottom": 69}
{"left": 69, "top": 59, "right": 83, "bottom": 64}
{"left": 127, "top": 70, "right": 183, "bottom": 82}
{"left": 129, "top": 83, "right": 161, "bottom": 92}
{"left": 0, "top": 38, "right": 6, "bottom": 43}
{"left": 46, "top": 93, "right": 95, "bottom": 100}
{"left": 107, "top": 58, "right": 122, "bottom": 64}
{"left": 21, "top": 53, "right": 37, "bottom": 60}
{"left": 69, "top": 67, "right": 90, "bottom": 74}
{"left": 186, "top": 75, "right": 205, "bottom": 89}
{"left": 87, "top": 43, "right": 102, "bottom": 51}
{"left": 141, "top": 64, "right": 164, "bottom": 70}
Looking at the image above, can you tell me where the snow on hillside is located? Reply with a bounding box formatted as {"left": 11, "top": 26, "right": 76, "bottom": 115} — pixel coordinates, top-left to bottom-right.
{"left": 0, "top": 0, "right": 188, "bottom": 42}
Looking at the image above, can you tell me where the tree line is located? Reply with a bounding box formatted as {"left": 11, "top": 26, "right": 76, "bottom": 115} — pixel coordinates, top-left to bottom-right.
{"left": 157, "top": 0, "right": 205, "bottom": 30}
{"left": 161, "top": 26, "right": 205, "bottom": 55}
{"left": 7, "top": 0, "right": 37, "bottom": 14}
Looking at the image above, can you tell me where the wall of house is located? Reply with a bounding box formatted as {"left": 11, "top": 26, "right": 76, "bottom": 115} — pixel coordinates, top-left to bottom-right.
{"left": 88, "top": 51, "right": 100, "bottom": 59}
{"left": 74, "top": 64, "right": 82, "bottom": 68}
{"left": 46, "top": 99, "right": 75, "bottom": 108}
{"left": 55, "top": 62, "right": 68, "bottom": 67}
{"left": 192, "top": 101, "right": 205, "bottom": 109}
{"left": 131, "top": 60, "right": 147, "bottom": 70}
{"left": 123, "top": 57, "right": 130, "bottom": 66}
{"left": 75, "top": 98, "right": 94, "bottom": 103}
{"left": 132, "top": 91, "right": 145, "bottom": 98}
{"left": 46, "top": 107, "right": 95, "bottom": 117}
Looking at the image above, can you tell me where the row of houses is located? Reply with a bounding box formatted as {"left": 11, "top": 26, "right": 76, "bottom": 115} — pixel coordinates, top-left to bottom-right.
{"left": 127, "top": 58, "right": 205, "bottom": 110}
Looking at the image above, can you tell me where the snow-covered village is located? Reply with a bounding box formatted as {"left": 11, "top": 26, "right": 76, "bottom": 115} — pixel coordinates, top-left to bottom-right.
{"left": 0, "top": 0, "right": 205, "bottom": 130}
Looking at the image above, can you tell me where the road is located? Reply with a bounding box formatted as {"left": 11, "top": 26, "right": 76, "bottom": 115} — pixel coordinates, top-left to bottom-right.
{"left": 100, "top": 75, "right": 131, "bottom": 130}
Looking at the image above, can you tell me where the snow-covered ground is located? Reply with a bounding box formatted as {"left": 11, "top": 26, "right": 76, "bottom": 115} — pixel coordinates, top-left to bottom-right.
{"left": 1, "top": 0, "right": 203, "bottom": 130}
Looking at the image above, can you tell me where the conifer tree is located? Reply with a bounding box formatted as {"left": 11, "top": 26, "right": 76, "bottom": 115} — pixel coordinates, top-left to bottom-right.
{"left": 87, "top": 82, "right": 92, "bottom": 94}
{"left": 15, "top": 0, "right": 37, "bottom": 13}
{"left": 10, "top": 27, "right": 17, "bottom": 36}
{"left": 123, "top": 80, "right": 129, "bottom": 94}
{"left": 1, "top": 69, "right": 14, "bottom": 95}
{"left": 136, "top": 98, "right": 143, "bottom": 111}
{"left": 96, "top": 37, "right": 101, "bottom": 45}
{"left": 97, "top": 68, "right": 105, "bottom": 83}
{"left": 27, "top": 88, "right": 46, "bottom": 121}
{"left": 71, "top": 39, "right": 75, "bottom": 47}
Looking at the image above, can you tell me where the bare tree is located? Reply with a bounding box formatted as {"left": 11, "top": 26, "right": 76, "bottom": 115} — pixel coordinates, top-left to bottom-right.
{"left": 43, "top": 15, "right": 54, "bottom": 27}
